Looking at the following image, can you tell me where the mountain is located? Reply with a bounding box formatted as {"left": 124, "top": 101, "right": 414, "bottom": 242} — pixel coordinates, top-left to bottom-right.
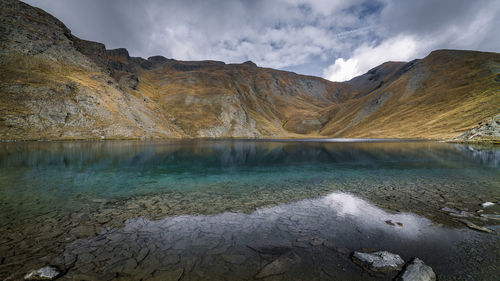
{"left": 320, "top": 50, "right": 500, "bottom": 140}
{"left": 1, "top": 0, "right": 499, "bottom": 141}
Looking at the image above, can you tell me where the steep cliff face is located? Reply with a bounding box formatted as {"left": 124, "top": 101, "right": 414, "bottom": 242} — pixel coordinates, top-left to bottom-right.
{"left": 0, "top": 0, "right": 499, "bottom": 141}
{"left": 0, "top": 0, "right": 184, "bottom": 140}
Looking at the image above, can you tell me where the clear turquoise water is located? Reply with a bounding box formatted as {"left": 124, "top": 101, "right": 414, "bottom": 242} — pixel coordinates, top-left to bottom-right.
{"left": 0, "top": 140, "right": 499, "bottom": 222}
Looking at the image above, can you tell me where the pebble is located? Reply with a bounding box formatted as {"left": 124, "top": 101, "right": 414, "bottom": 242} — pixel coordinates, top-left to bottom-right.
{"left": 221, "top": 254, "right": 247, "bottom": 265}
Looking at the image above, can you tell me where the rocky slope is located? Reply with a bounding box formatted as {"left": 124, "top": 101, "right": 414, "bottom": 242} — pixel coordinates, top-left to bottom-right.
{"left": 0, "top": 0, "right": 499, "bottom": 141}
{"left": 452, "top": 114, "right": 500, "bottom": 144}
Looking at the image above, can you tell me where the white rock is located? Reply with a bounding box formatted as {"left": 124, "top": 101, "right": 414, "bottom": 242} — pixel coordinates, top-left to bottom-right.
{"left": 24, "top": 266, "right": 60, "bottom": 280}
{"left": 397, "top": 258, "right": 436, "bottom": 281}
{"left": 481, "top": 202, "right": 495, "bottom": 208}
{"left": 352, "top": 251, "right": 405, "bottom": 272}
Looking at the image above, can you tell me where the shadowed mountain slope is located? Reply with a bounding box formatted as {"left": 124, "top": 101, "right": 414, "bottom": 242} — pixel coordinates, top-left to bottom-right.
{"left": 0, "top": 0, "right": 499, "bottom": 141}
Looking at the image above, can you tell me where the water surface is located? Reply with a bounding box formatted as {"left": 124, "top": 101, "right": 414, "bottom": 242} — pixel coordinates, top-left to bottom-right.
{"left": 0, "top": 140, "right": 498, "bottom": 280}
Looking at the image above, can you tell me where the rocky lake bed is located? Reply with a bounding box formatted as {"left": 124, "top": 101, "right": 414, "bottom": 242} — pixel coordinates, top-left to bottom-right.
{"left": 0, "top": 140, "right": 498, "bottom": 280}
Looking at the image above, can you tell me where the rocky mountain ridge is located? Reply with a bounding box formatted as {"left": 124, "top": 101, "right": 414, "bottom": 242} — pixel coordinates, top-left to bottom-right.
{"left": 0, "top": 0, "right": 499, "bottom": 141}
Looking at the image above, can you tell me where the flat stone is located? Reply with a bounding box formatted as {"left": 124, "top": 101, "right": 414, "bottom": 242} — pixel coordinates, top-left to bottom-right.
{"left": 107, "top": 258, "right": 137, "bottom": 274}
{"left": 396, "top": 258, "right": 436, "bottom": 281}
{"left": 247, "top": 241, "right": 292, "bottom": 255}
{"left": 352, "top": 251, "right": 405, "bottom": 272}
{"left": 150, "top": 268, "right": 184, "bottom": 281}
{"left": 136, "top": 247, "right": 150, "bottom": 263}
{"left": 255, "top": 251, "right": 301, "bottom": 279}
{"left": 310, "top": 238, "right": 325, "bottom": 246}
{"left": 221, "top": 254, "right": 247, "bottom": 265}
{"left": 457, "top": 219, "right": 493, "bottom": 233}
{"left": 24, "top": 266, "right": 60, "bottom": 280}
{"left": 292, "top": 241, "right": 309, "bottom": 248}
{"left": 448, "top": 211, "right": 473, "bottom": 218}
{"left": 70, "top": 225, "right": 96, "bottom": 238}
{"left": 440, "top": 207, "right": 459, "bottom": 213}
{"left": 67, "top": 273, "right": 100, "bottom": 281}
{"left": 162, "top": 255, "right": 180, "bottom": 265}
{"left": 481, "top": 214, "right": 500, "bottom": 221}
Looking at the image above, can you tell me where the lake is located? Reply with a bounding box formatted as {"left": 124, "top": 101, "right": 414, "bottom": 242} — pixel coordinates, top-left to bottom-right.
{"left": 0, "top": 140, "right": 499, "bottom": 280}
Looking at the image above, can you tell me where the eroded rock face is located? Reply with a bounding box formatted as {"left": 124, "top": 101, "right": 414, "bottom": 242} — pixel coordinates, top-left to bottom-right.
{"left": 396, "top": 258, "right": 436, "bottom": 281}
{"left": 24, "top": 266, "right": 60, "bottom": 280}
{"left": 352, "top": 251, "right": 405, "bottom": 272}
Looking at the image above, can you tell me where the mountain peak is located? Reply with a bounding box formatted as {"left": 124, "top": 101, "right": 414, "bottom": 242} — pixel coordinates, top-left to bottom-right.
{"left": 242, "top": 61, "right": 257, "bottom": 67}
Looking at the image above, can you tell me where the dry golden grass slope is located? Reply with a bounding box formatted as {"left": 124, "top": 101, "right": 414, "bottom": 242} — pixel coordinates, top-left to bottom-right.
{"left": 0, "top": 0, "right": 499, "bottom": 141}
{"left": 320, "top": 50, "right": 500, "bottom": 140}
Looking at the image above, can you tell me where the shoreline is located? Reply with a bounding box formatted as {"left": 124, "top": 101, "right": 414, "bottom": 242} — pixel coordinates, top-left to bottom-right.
{"left": 1, "top": 137, "right": 498, "bottom": 145}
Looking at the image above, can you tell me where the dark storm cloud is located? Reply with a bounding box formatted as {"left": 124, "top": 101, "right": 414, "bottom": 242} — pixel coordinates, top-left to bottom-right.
{"left": 23, "top": 0, "right": 500, "bottom": 81}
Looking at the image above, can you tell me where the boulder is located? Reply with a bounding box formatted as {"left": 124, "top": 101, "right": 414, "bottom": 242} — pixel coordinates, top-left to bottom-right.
{"left": 352, "top": 251, "right": 405, "bottom": 272}
{"left": 24, "top": 266, "right": 60, "bottom": 280}
{"left": 396, "top": 258, "right": 436, "bottom": 281}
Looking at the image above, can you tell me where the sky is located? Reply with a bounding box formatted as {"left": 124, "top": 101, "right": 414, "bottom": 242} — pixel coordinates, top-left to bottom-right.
{"left": 24, "top": 0, "right": 500, "bottom": 81}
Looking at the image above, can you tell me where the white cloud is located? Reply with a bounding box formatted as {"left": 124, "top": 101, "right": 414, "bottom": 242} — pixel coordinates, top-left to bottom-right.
{"left": 322, "top": 0, "right": 500, "bottom": 81}
{"left": 323, "top": 35, "right": 421, "bottom": 81}
{"left": 23, "top": 0, "right": 500, "bottom": 78}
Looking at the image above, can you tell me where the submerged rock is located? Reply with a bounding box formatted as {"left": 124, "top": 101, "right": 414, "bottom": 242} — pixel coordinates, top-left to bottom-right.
{"left": 480, "top": 213, "right": 500, "bottom": 221}
{"left": 352, "top": 251, "right": 405, "bottom": 272}
{"left": 255, "top": 252, "right": 301, "bottom": 279}
{"left": 247, "top": 241, "right": 292, "bottom": 255}
{"left": 221, "top": 254, "right": 247, "bottom": 265}
{"left": 457, "top": 219, "right": 493, "bottom": 233}
{"left": 24, "top": 266, "right": 60, "bottom": 280}
{"left": 440, "top": 207, "right": 460, "bottom": 214}
{"left": 396, "top": 258, "right": 436, "bottom": 281}
{"left": 440, "top": 207, "right": 472, "bottom": 217}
